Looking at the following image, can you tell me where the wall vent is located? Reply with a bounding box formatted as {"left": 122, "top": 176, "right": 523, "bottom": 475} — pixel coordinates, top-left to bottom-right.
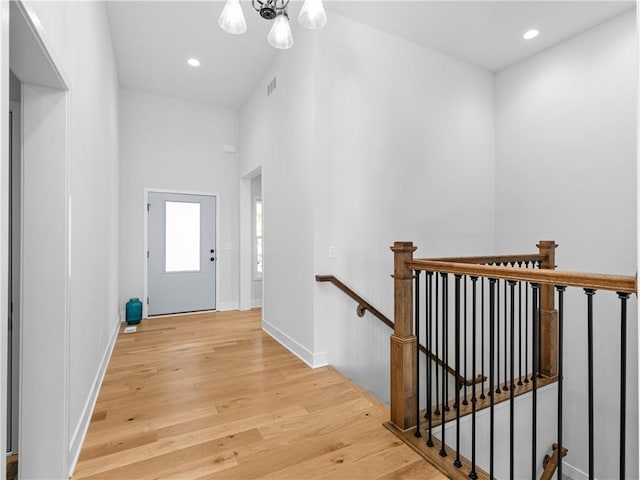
{"left": 267, "top": 76, "right": 277, "bottom": 96}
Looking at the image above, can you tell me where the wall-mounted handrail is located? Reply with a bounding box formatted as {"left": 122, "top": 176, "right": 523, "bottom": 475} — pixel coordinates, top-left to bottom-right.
{"left": 315, "top": 274, "right": 483, "bottom": 387}
{"left": 408, "top": 260, "right": 637, "bottom": 294}
{"left": 315, "top": 274, "right": 392, "bottom": 328}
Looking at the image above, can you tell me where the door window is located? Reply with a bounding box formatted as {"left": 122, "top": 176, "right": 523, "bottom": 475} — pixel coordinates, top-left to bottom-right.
{"left": 165, "top": 201, "right": 200, "bottom": 273}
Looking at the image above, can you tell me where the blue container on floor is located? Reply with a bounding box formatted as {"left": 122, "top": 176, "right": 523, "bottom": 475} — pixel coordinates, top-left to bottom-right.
{"left": 125, "top": 298, "right": 143, "bottom": 325}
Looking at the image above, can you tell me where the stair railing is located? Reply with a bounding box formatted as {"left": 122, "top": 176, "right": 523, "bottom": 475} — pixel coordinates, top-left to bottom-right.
{"left": 315, "top": 274, "right": 482, "bottom": 387}
{"left": 389, "top": 240, "right": 636, "bottom": 480}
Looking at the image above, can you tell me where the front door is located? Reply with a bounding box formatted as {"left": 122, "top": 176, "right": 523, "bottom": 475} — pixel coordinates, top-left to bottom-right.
{"left": 148, "top": 192, "right": 216, "bottom": 315}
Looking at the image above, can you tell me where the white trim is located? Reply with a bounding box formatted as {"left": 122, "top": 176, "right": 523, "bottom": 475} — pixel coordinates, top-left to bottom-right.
{"left": 313, "top": 351, "right": 328, "bottom": 368}
{"left": 562, "top": 462, "right": 588, "bottom": 480}
{"left": 251, "top": 298, "right": 262, "bottom": 308}
{"left": 12, "top": 1, "right": 70, "bottom": 90}
{"left": 67, "top": 317, "right": 119, "bottom": 478}
{"left": 63, "top": 84, "right": 72, "bottom": 480}
{"left": 143, "top": 188, "right": 220, "bottom": 318}
{"left": 217, "top": 301, "right": 239, "bottom": 311}
{"left": 262, "top": 319, "right": 328, "bottom": 369}
{"left": 0, "top": 0, "right": 9, "bottom": 468}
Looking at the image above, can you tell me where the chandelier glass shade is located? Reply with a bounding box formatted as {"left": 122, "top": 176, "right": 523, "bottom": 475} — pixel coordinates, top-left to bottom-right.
{"left": 298, "top": 0, "right": 326, "bottom": 29}
{"left": 218, "top": 0, "right": 247, "bottom": 35}
{"left": 268, "top": 11, "right": 294, "bottom": 49}
{"left": 218, "top": 0, "right": 326, "bottom": 49}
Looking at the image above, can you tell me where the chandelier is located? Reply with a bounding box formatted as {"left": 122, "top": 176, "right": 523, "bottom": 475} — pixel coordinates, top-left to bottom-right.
{"left": 218, "top": 0, "right": 327, "bottom": 49}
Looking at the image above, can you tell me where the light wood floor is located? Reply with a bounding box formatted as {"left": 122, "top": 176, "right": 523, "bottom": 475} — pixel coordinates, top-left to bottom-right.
{"left": 73, "top": 309, "right": 445, "bottom": 479}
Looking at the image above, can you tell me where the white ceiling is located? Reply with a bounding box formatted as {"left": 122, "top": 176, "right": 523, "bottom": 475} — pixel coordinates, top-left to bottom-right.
{"left": 106, "top": 1, "right": 635, "bottom": 109}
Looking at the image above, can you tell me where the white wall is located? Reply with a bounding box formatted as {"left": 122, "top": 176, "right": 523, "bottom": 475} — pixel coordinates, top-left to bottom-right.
{"left": 240, "top": 30, "right": 317, "bottom": 365}
{"left": 119, "top": 89, "right": 240, "bottom": 312}
{"left": 240, "top": 11, "right": 495, "bottom": 388}
{"left": 495, "top": 11, "right": 637, "bottom": 479}
{"left": 312, "top": 13, "right": 496, "bottom": 401}
{"left": 17, "top": 1, "right": 120, "bottom": 476}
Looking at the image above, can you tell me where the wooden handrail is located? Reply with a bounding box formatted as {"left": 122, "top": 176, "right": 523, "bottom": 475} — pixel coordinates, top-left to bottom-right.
{"left": 419, "top": 254, "right": 546, "bottom": 265}
{"left": 315, "top": 274, "right": 483, "bottom": 387}
{"left": 315, "top": 275, "right": 392, "bottom": 328}
{"left": 407, "top": 260, "right": 637, "bottom": 294}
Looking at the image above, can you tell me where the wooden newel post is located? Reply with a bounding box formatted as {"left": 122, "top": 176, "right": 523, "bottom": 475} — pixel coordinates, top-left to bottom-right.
{"left": 389, "top": 241, "right": 417, "bottom": 431}
{"left": 538, "top": 240, "right": 558, "bottom": 377}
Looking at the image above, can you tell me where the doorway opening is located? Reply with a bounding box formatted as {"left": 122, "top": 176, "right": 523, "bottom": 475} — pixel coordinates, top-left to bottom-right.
{"left": 240, "top": 167, "right": 262, "bottom": 312}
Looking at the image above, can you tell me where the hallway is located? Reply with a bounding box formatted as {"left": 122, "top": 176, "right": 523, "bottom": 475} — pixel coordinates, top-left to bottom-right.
{"left": 72, "top": 310, "right": 445, "bottom": 479}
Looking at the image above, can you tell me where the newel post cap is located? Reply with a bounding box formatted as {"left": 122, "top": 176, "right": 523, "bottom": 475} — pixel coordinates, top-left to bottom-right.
{"left": 390, "top": 241, "right": 417, "bottom": 253}
{"left": 537, "top": 240, "right": 558, "bottom": 248}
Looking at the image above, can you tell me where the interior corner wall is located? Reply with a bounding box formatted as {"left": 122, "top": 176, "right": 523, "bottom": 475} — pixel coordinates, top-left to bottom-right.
{"left": 239, "top": 30, "right": 317, "bottom": 365}
{"left": 495, "top": 10, "right": 637, "bottom": 478}
{"left": 311, "top": 13, "right": 496, "bottom": 402}
{"left": 19, "top": 1, "right": 120, "bottom": 475}
{"left": 118, "top": 89, "right": 240, "bottom": 313}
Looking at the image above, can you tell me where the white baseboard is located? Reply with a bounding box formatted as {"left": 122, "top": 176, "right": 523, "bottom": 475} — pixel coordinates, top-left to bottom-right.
{"left": 67, "top": 317, "right": 120, "bottom": 477}
{"left": 217, "top": 300, "right": 239, "bottom": 311}
{"left": 563, "top": 462, "right": 588, "bottom": 480}
{"left": 262, "top": 319, "right": 328, "bottom": 369}
{"left": 251, "top": 299, "right": 262, "bottom": 308}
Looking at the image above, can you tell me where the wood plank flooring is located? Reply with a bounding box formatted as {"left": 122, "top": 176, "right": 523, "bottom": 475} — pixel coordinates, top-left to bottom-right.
{"left": 72, "top": 309, "right": 446, "bottom": 479}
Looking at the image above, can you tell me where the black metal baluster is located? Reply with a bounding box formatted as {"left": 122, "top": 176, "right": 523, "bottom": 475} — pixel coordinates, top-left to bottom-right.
{"left": 508, "top": 280, "right": 516, "bottom": 480}
{"left": 481, "top": 277, "right": 486, "bottom": 400}
{"left": 496, "top": 278, "right": 501, "bottom": 395}
{"left": 618, "top": 291, "right": 629, "bottom": 480}
{"left": 425, "top": 273, "right": 431, "bottom": 422}
{"left": 444, "top": 273, "right": 450, "bottom": 413}
{"left": 415, "top": 270, "right": 422, "bottom": 439}
{"left": 435, "top": 273, "right": 440, "bottom": 417}
{"left": 454, "top": 275, "right": 462, "bottom": 468}
{"left": 525, "top": 283, "right": 530, "bottom": 383}
{"left": 538, "top": 284, "right": 543, "bottom": 379}
{"left": 427, "top": 272, "right": 434, "bottom": 447}
{"left": 531, "top": 283, "right": 540, "bottom": 480}
{"left": 489, "top": 278, "right": 497, "bottom": 480}
{"left": 518, "top": 281, "right": 523, "bottom": 386}
{"left": 469, "top": 276, "right": 479, "bottom": 480}
{"left": 585, "top": 288, "right": 596, "bottom": 480}
{"left": 503, "top": 278, "right": 508, "bottom": 391}
{"left": 556, "top": 286, "right": 566, "bottom": 480}
{"left": 463, "top": 276, "right": 468, "bottom": 406}
{"left": 440, "top": 273, "right": 448, "bottom": 457}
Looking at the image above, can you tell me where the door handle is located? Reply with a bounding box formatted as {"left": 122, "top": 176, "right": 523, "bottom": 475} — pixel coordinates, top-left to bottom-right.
{"left": 210, "top": 249, "right": 215, "bottom": 253}
{"left": 210, "top": 257, "right": 215, "bottom": 262}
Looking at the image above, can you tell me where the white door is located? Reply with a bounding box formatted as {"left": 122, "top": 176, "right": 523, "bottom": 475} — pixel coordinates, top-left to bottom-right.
{"left": 148, "top": 192, "right": 216, "bottom": 315}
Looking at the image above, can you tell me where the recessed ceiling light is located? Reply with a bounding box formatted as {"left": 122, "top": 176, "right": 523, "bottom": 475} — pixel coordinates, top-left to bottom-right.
{"left": 187, "top": 58, "right": 200, "bottom": 67}
{"left": 523, "top": 29, "right": 539, "bottom": 40}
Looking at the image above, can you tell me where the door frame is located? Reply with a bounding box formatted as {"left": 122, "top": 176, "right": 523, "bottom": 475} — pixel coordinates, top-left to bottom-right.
{"left": 143, "top": 188, "right": 220, "bottom": 319}
{"left": 3, "top": 1, "right": 72, "bottom": 478}
{"left": 7, "top": 99, "right": 21, "bottom": 456}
